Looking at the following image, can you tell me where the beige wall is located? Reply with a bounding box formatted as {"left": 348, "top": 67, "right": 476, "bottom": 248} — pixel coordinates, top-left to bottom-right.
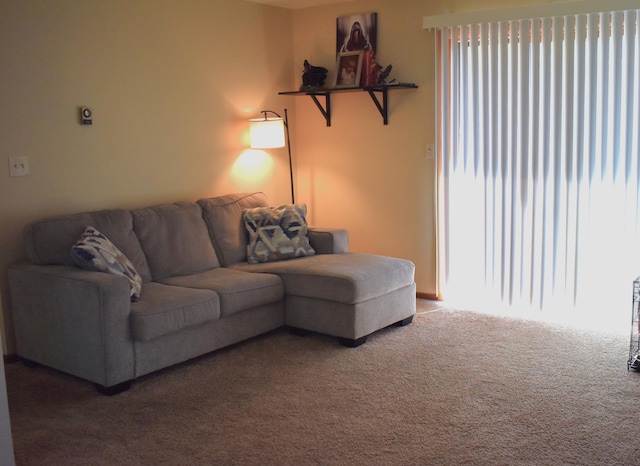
{"left": 0, "top": 0, "right": 569, "bottom": 354}
{"left": 290, "top": 0, "right": 436, "bottom": 307}
{"left": 0, "top": 0, "right": 294, "bottom": 353}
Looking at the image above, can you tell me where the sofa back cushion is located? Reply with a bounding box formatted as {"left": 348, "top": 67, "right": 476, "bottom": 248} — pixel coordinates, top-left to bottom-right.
{"left": 23, "top": 209, "right": 152, "bottom": 282}
{"left": 131, "top": 201, "right": 219, "bottom": 280}
{"left": 197, "top": 192, "right": 269, "bottom": 266}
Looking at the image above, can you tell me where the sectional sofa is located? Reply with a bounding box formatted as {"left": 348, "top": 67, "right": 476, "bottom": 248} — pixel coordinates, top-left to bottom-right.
{"left": 8, "top": 192, "right": 416, "bottom": 395}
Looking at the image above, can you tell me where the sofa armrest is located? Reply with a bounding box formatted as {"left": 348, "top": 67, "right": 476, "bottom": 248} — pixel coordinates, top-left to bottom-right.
{"left": 7, "top": 262, "right": 136, "bottom": 388}
{"left": 308, "top": 228, "right": 349, "bottom": 254}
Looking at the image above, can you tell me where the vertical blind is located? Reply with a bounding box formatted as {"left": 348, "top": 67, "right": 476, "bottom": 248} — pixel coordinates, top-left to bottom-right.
{"left": 436, "top": 9, "right": 640, "bottom": 331}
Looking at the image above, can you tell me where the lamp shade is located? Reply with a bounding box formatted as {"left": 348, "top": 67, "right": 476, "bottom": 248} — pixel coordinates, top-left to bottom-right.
{"left": 249, "top": 117, "right": 285, "bottom": 149}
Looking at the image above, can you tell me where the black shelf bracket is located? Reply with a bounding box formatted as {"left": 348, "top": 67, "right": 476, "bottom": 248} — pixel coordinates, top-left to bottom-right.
{"left": 366, "top": 87, "right": 389, "bottom": 125}
{"left": 309, "top": 93, "right": 331, "bottom": 127}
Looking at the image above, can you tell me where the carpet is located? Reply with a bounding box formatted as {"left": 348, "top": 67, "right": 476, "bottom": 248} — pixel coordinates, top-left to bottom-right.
{"left": 5, "top": 300, "right": 640, "bottom": 465}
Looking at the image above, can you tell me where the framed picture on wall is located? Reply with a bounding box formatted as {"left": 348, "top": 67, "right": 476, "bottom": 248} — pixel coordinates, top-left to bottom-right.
{"left": 332, "top": 51, "right": 363, "bottom": 88}
{"left": 336, "top": 13, "right": 378, "bottom": 87}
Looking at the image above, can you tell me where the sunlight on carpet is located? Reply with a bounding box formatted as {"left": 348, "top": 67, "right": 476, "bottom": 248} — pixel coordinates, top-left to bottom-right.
{"left": 422, "top": 298, "right": 630, "bottom": 336}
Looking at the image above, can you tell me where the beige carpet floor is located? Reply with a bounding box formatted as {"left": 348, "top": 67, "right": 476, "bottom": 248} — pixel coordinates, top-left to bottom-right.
{"left": 5, "top": 300, "right": 640, "bottom": 465}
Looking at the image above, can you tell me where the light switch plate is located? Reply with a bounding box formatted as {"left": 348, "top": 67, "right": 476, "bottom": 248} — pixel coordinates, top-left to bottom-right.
{"left": 9, "top": 156, "right": 30, "bottom": 177}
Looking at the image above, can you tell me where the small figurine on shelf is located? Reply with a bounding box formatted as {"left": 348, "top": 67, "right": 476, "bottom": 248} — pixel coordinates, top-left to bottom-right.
{"left": 376, "top": 64, "right": 393, "bottom": 85}
{"left": 629, "top": 350, "right": 640, "bottom": 371}
{"left": 300, "top": 60, "right": 328, "bottom": 91}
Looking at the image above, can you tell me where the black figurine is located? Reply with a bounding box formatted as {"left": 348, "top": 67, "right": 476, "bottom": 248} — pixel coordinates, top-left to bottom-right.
{"left": 377, "top": 64, "right": 393, "bottom": 85}
{"left": 300, "top": 60, "right": 328, "bottom": 91}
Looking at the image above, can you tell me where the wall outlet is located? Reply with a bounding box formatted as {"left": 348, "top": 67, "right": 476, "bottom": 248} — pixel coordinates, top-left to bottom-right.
{"left": 9, "top": 156, "right": 30, "bottom": 177}
{"left": 426, "top": 143, "right": 435, "bottom": 159}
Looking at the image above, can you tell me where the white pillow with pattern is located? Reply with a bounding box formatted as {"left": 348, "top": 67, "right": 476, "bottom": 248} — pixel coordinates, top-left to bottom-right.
{"left": 243, "top": 204, "right": 315, "bottom": 264}
{"left": 71, "top": 226, "right": 142, "bottom": 301}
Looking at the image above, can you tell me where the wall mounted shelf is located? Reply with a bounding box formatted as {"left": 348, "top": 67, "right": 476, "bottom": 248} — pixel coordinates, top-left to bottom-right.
{"left": 278, "top": 83, "right": 418, "bottom": 126}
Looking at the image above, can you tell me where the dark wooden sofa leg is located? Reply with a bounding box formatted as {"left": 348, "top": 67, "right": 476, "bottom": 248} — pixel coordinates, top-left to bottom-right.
{"left": 95, "top": 380, "right": 133, "bottom": 396}
{"left": 338, "top": 336, "right": 367, "bottom": 348}
{"left": 396, "top": 316, "right": 414, "bottom": 327}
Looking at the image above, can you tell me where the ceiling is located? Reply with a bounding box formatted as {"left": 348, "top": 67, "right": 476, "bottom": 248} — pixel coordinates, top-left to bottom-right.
{"left": 244, "top": 0, "right": 354, "bottom": 9}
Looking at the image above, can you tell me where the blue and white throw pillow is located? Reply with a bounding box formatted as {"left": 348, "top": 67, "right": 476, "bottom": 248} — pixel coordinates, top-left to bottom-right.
{"left": 243, "top": 204, "right": 315, "bottom": 264}
{"left": 71, "top": 226, "right": 142, "bottom": 301}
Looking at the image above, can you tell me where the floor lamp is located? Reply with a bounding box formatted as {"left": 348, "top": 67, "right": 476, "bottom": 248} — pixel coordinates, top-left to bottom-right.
{"left": 249, "top": 109, "right": 295, "bottom": 204}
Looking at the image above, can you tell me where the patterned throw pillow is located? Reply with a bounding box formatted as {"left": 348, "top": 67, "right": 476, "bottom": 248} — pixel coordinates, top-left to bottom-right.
{"left": 71, "top": 226, "right": 143, "bottom": 301}
{"left": 243, "top": 204, "right": 315, "bottom": 264}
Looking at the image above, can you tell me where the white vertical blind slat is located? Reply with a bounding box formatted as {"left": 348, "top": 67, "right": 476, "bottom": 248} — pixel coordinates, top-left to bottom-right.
{"left": 516, "top": 19, "right": 530, "bottom": 303}
{"left": 529, "top": 18, "right": 543, "bottom": 307}
{"left": 571, "top": 14, "right": 587, "bottom": 303}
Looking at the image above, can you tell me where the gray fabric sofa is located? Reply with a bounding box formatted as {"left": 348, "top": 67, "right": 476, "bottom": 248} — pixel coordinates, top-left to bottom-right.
{"left": 8, "top": 192, "right": 415, "bottom": 395}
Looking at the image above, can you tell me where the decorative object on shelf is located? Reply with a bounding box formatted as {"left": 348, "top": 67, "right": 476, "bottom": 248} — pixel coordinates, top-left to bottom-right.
{"left": 333, "top": 51, "right": 363, "bottom": 88}
{"left": 249, "top": 110, "right": 295, "bottom": 204}
{"left": 337, "top": 12, "right": 378, "bottom": 87}
{"left": 360, "top": 48, "right": 378, "bottom": 87}
{"left": 365, "top": 56, "right": 381, "bottom": 85}
{"left": 377, "top": 64, "right": 393, "bottom": 85}
{"left": 300, "top": 60, "right": 328, "bottom": 92}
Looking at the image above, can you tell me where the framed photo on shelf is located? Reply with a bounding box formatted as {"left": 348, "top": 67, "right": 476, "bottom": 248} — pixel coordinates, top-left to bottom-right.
{"left": 332, "top": 51, "right": 364, "bottom": 88}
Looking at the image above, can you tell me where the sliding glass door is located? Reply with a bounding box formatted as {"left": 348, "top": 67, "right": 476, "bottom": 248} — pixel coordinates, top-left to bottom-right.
{"left": 436, "top": 10, "right": 640, "bottom": 332}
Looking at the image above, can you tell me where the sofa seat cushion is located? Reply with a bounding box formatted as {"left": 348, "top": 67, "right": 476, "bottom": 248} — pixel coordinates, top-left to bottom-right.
{"left": 229, "top": 252, "right": 415, "bottom": 304}
{"left": 130, "top": 282, "right": 220, "bottom": 342}
{"left": 159, "top": 268, "right": 283, "bottom": 317}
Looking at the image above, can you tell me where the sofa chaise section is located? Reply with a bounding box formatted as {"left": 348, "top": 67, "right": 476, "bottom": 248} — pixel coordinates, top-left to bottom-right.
{"left": 231, "top": 253, "right": 416, "bottom": 346}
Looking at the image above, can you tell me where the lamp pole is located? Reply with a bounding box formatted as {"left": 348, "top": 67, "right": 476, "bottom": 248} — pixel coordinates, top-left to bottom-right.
{"left": 283, "top": 109, "right": 294, "bottom": 204}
